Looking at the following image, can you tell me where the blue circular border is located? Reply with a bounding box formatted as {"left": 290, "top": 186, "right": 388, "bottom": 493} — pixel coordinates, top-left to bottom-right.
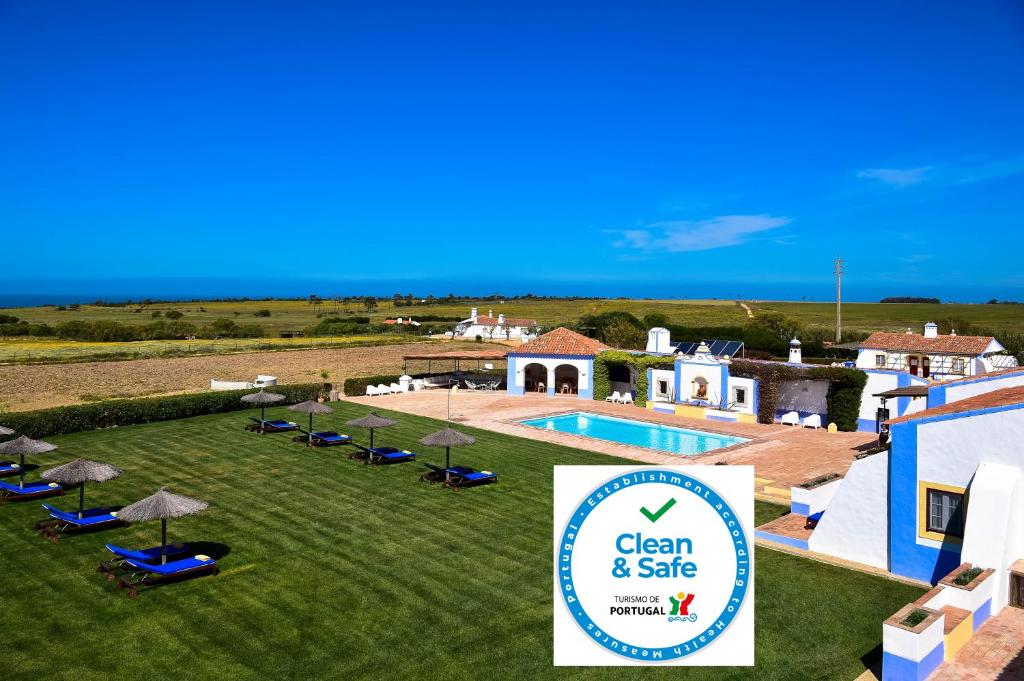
{"left": 557, "top": 468, "right": 750, "bottom": 661}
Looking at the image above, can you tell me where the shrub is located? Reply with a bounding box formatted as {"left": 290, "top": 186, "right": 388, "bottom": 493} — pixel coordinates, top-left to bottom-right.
{"left": 151, "top": 311, "right": 163, "bottom": 318}
{"left": 901, "top": 609, "right": 930, "bottom": 628}
{"left": 603, "top": 320, "right": 646, "bottom": 349}
{"left": 343, "top": 375, "right": 401, "bottom": 396}
{"left": 0, "top": 314, "right": 19, "bottom": 324}
{"left": 253, "top": 309, "right": 272, "bottom": 317}
{"left": 954, "top": 567, "right": 983, "bottom": 586}
{"left": 0, "top": 383, "right": 320, "bottom": 438}
{"left": 165, "top": 310, "right": 184, "bottom": 320}
{"left": 593, "top": 351, "right": 675, "bottom": 408}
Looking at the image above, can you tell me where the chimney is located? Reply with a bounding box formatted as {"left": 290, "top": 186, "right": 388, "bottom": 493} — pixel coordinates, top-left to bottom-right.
{"left": 924, "top": 322, "right": 938, "bottom": 339}
{"left": 646, "top": 328, "right": 671, "bottom": 353}
{"left": 789, "top": 338, "right": 802, "bottom": 364}
{"left": 498, "top": 313, "right": 505, "bottom": 324}
{"left": 470, "top": 307, "right": 478, "bottom": 321}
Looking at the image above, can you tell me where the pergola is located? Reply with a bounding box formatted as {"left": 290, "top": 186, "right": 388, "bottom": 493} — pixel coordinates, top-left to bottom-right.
{"left": 402, "top": 350, "right": 508, "bottom": 375}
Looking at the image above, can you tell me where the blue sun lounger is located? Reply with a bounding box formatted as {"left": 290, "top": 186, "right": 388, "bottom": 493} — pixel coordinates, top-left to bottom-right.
{"left": 117, "top": 555, "right": 219, "bottom": 597}
{"left": 444, "top": 468, "right": 498, "bottom": 490}
{"left": 36, "top": 503, "right": 124, "bottom": 542}
{"left": 246, "top": 418, "right": 298, "bottom": 433}
{"left": 98, "top": 542, "right": 191, "bottom": 574}
{"left": 299, "top": 429, "right": 352, "bottom": 447}
{"left": 365, "top": 447, "right": 416, "bottom": 465}
{"left": 0, "top": 479, "right": 63, "bottom": 501}
{"left": 0, "top": 462, "right": 20, "bottom": 478}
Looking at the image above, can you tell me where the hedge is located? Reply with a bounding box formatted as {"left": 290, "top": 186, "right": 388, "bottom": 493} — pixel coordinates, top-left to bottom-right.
{"left": 0, "top": 383, "right": 321, "bottom": 438}
{"left": 593, "top": 350, "right": 675, "bottom": 408}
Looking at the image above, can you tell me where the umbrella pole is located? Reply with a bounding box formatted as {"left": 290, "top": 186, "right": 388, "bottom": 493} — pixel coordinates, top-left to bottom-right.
{"left": 19, "top": 453, "right": 24, "bottom": 489}
{"left": 79, "top": 483, "right": 85, "bottom": 518}
{"left": 309, "top": 413, "right": 314, "bottom": 438}
{"left": 261, "top": 405, "right": 266, "bottom": 422}
{"left": 370, "top": 428, "right": 374, "bottom": 450}
{"left": 161, "top": 518, "right": 168, "bottom": 564}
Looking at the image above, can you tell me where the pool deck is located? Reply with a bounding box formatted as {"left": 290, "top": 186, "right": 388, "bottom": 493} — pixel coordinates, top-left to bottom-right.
{"left": 341, "top": 391, "right": 877, "bottom": 504}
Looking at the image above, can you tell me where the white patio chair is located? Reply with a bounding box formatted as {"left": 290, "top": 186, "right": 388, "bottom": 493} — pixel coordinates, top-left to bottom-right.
{"left": 389, "top": 382, "right": 404, "bottom": 394}
{"left": 487, "top": 380, "right": 501, "bottom": 391}
{"left": 366, "top": 385, "right": 380, "bottom": 397}
{"left": 465, "top": 380, "right": 480, "bottom": 391}
{"left": 606, "top": 391, "right": 622, "bottom": 403}
{"left": 780, "top": 411, "right": 800, "bottom": 426}
{"left": 377, "top": 384, "right": 392, "bottom": 395}
{"left": 802, "top": 414, "right": 822, "bottom": 430}
{"left": 621, "top": 392, "right": 634, "bottom": 405}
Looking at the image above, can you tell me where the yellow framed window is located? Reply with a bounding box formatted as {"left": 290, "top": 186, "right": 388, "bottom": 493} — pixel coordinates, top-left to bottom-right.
{"left": 918, "top": 481, "right": 966, "bottom": 542}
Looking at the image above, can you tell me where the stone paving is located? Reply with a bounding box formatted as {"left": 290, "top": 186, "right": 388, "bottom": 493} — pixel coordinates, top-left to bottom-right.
{"left": 929, "top": 606, "right": 1024, "bottom": 680}
{"left": 341, "top": 390, "right": 877, "bottom": 504}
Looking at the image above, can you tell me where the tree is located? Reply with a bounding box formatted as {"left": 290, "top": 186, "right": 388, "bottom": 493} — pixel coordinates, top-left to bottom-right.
{"left": 642, "top": 312, "right": 670, "bottom": 329}
{"left": 363, "top": 297, "right": 378, "bottom": 312}
{"left": 746, "top": 312, "right": 802, "bottom": 342}
{"left": 603, "top": 319, "right": 646, "bottom": 350}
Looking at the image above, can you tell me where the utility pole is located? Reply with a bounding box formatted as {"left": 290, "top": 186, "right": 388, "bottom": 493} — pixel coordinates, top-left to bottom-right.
{"left": 834, "top": 257, "right": 843, "bottom": 343}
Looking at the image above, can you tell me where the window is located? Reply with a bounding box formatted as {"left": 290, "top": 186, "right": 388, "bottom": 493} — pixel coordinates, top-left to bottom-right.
{"left": 875, "top": 354, "right": 886, "bottom": 368}
{"left": 951, "top": 358, "right": 965, "bottom": 375}
{"left": 926, "top": 489, "right": 964, "bottom": 537}
{"left": 657, "top": 380, "right": 668, "bottom": 396}
{"left": 733, "top": 387, "right": 747, "bottom": 406}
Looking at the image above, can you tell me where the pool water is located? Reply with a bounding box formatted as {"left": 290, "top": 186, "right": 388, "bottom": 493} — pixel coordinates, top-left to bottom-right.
{"left": 519, "top": 412, "right": 749, "bottom": 456}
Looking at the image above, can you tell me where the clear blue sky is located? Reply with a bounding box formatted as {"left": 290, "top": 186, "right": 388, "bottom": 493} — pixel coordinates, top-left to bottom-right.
{"left": 2, "top": 1, "right": 1023, "bottom": 301}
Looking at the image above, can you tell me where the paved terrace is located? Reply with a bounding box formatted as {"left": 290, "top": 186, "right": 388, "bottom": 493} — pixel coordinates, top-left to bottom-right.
{"left": 341, "top": 391, "right": 877, "bottom": 503}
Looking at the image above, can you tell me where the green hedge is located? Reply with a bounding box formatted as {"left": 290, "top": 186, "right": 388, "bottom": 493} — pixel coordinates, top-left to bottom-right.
{"left": 343, "top": 375, "right": 402, "bottom": 396}
{"left": 1, "top": 383, "right": 320, "bottom": 438}
{"left": 593, "top": 351, "right": 675, "bottom": 408}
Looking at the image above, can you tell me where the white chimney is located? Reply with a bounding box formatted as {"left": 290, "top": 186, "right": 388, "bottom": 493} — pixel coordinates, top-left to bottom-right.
{"left": 498, "top": 313, "right": 505, "bottom": 324}
{"left": 789, "top": 338, "right": 802, "bottom": 364}
{"left": 646, "top": 328, "right": 671, "bottom": 354}
{"left": 924, "top": 322, "right": 938, "bottom": 339}
{"left": 470, "top": 307, "right": 478, "bottom": 321}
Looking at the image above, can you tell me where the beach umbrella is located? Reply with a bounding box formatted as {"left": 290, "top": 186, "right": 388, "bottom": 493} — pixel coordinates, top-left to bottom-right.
{"left": 241, "top": 390, "right": 285, "bottom": 422}
{"left": 346, "top": 412, "right": 397, "bottom": 449}
{"left": 117, "top": 487, "right": 208, "bottom": 564}
{"left": 41, "top": 459, "right": 123, "bottom": 518}
{"left": 0, "top": 435, "right": 57, "bottom": 489}
{"left": 419, "top": 427, "right": 475, "bottom": 469}
{"left": 288, "top": 400, "right": 333, "bottom": 435}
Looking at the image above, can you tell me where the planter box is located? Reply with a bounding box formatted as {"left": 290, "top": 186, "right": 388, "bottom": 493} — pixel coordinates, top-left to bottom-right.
{"left": 939, "top": 563, "right": 995, "bottom": 631}
{"left": 882, "top": 604, "right": 945, "bottom": 681}
{"left": 790, "top": 476, "right": 843, "bottom": 517}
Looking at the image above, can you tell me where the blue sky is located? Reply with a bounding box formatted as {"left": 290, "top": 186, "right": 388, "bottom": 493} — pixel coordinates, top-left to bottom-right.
{"left": 1, "top": 1, "right": 1023, "bottom": 301}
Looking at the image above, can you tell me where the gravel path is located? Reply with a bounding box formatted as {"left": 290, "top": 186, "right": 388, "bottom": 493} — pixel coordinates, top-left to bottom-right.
{"left": 0, "top": 341, "right": 484, "bottom": 412}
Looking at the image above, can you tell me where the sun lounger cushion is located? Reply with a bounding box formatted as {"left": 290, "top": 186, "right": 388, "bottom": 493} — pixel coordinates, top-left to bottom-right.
{"left": 43, "top": 503, "right": 116, "bottom": 523}
{"left": 0, "top": 480, "right": 61, "bottom": 494}
{"left": 105, "top": 543, "right": 189, "bottom": 563}
{"left": 124, "top": 555, "right": 216, "bottom": 575}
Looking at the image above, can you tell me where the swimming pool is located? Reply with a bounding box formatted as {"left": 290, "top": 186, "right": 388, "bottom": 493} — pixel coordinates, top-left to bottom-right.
{"left": 519, "top": 412, "right": 749, "bottom": 456}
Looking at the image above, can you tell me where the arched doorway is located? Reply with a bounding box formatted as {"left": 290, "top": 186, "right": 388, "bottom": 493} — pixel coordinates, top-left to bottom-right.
{"left": 524, "top": 363, "right": 547, "bottom": 393}
{"left": 555, "top": 364, "right": 580, "bottom": 395}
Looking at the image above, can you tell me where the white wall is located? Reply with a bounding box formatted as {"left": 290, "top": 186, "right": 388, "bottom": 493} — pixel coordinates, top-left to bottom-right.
{"left": 808, "top": 451, "right": 890, "bottom": 569}
{"left": 776, "top": 379, "right": 829, "bottom": 414}
{"left": 943, "top": 373, "right": 1024, "bottom": 405}
{"left": 676, "top": 360, "right": 725, "bottom": 404}
{"left": 726, "top": 376, "right": 756, "bottom": 415}
{"left": 859, "top": 372, "right": 927, "bottom": 423}
{"left": 918, "top": 407, "right": 1024, "bottom": 489}
{"left": 650, "top": 369, "right": 675, "bottom": 402}
{"left": 511, "top": 356, "right": 591, "bottom": 390}
{"left": 960, "top": 462, "right": 1024, "bottom": 614}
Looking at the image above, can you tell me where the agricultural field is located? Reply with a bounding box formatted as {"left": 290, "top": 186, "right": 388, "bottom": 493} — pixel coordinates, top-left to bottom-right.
{"left": 752, "top": 301, "right": 1024, "bottom": 334}
{"left": 0, "top": 341, "right": 483, "bottom": 412}
{"left": 0, "top": 404, "right": 923, "bottom": 680}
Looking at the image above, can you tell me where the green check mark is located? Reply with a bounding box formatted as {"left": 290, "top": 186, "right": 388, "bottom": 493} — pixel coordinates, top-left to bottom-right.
{"left": 639, "top": 497, "right": 676, "bottom": 523}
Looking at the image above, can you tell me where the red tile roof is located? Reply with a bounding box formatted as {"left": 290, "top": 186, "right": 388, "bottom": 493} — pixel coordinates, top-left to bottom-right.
{"left": 472, "top": 316, "right": 537, "bottom": 327}
{"left": 887, "top": 385, "right": 1024, "bottom": 424}
{"left": 508, "top": 327, "right": 608, "bottom": 357}
{"left": 860, "top": 331, "right": 994, "bottom": 355}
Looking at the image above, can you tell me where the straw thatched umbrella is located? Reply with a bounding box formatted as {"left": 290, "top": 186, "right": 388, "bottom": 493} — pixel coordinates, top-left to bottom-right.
{"left": 346, "top": 412, "right": 397, "bottom": 449}
{"left": 240, "top": 390, "right": 285, "bottom": 422}
{"left": 288, "top": 400, "right": 333, "bottom": 435}
{"left": 0, "top": 435, "right": 57, "bottom": 489}
{"left": 118, "top": 487, "right": 208, "bottom": 564}
{"left": 419, "top": 427, "right": 475, "bottom": 469}
{"left": 41, "top": 459, "right": 122, "bottom": 518}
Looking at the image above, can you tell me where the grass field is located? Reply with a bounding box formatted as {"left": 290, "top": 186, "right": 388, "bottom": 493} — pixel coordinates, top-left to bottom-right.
{"left": 0, "top": 405, "right": 922, "bottom": 680}
{"left": 752, "top": 301, "right": 1024, "bottom": 334}
{"left": 0, "top": 334, "right": 424, "bottom": 365}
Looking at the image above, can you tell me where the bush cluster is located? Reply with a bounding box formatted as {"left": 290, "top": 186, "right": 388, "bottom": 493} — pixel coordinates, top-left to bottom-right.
{"left": 592, "top": 350, "right": 675, "bottom": 408}
{"left": 0, "top": 383, "right": 321, "bottom": 438}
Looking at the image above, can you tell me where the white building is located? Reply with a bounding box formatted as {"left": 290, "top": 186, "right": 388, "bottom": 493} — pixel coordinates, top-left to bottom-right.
{"left": 857, "top": 322, "right": 1017, "bottom": 381}
{"left": 453, "top": 308, "right": 537, "bottom": 341}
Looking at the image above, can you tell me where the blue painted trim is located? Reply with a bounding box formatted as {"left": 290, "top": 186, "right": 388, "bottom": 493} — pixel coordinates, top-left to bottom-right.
{"left": 506, "top": 352, "right": 596, "bottom": 359}
{"left": 752, "top": 379, "right": 760, "bottom": 420}
{"left": 883, "top": 643, "right": 943, "bottom": 681}
{"left": 973, "top": 598, "right": 991, "bottom": 631}
{"left": 791, "top": 501, "right": 811, "bottom": 516}
{"left": 647, "top": 368, "right": 653, "bottom": 402}
{"left": 897, "top": 372, "right": 911, "bottom": 416}
{"left": 857, "top": 417, "right": 878, "bottom": 433}
{"left": 910, "top": 400, "right": 1024, "bottom": 427}
{"left": 506, "top": 357, "right": 524, "bottom": 396}
{"left": 674, "top": 359, "right": 682, "bottom": 405}
{"left": 889, "top": 421, "right": 963, "bottom": 583}
{"left": 719, "top": 364, "right": 729, "bottom": 409}
{"left": 755, "top": 529, "right": 808, "bottom": 551}
{"left": 706, "top": 414, "right": 735, "bottom": 422}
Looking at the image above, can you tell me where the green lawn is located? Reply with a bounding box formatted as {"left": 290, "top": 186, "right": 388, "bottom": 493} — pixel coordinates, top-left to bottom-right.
{"left": 0, "top": 405, "right": 921, "bottom": 680}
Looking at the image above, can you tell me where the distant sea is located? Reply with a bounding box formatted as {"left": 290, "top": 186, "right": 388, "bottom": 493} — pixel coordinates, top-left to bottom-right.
{"left": 0, "top": 277, "right": 1018, "bottom": 307}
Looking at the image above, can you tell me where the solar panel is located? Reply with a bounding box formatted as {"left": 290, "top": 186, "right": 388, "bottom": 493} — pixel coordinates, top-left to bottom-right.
{"left": 669, "top": 339, "right": 744, "bottom": 357}
{"left": 671, "top": 341, "right": 699, "bottom": 355}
